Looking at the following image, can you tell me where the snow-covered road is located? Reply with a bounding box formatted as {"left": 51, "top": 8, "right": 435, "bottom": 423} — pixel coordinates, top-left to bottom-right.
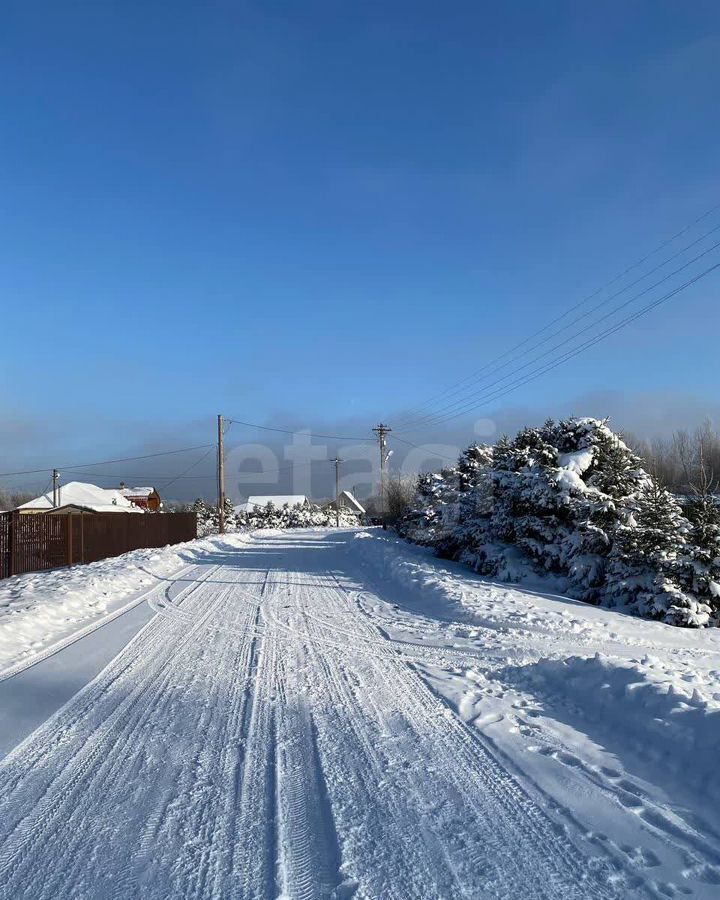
{"left": 0, "top": 529, "right": 718, "bottom": 899}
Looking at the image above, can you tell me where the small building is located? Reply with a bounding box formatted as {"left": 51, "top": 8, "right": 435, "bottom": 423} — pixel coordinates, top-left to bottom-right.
{"left": 118, "top": 484, "right": 161, "bottom": 511}
{"left": 16, "top": 481, "right": 144, "bottom": 515}
{"left": 234, "top": 495, "right": 308, "bottom": 514}
{"left": 323, "top": 490, "right": 365, "bottom": 517}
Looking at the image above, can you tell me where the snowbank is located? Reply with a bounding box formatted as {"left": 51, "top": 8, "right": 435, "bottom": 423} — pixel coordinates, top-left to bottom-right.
{"left": 353, "top": 530, "right": 557, "bottom": 617}
{"left": 353, "top": 527, "right": 720, "bottom": 858}
{"left": 353, "top": 531, "right": 468, "bottom": 609}
{"left": 501, "top": 653, "right": 720, "bottom": 803}
{"left": 0, "top": 535, "right": 229, "bottom": 673}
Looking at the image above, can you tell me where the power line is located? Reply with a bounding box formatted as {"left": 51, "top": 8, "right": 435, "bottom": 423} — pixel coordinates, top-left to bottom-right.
{"left": 1, "top": 422, "right": 374, "bottom": 495}
{"left": 160, "top": 446, "right": 217, "bottom": 491}
{"left": 3, "top": 451, "right": 344, "bottom": 490}
{"left": 62, "top": 447, "right": 220, "bottom": 489}
{"left": 0, "top": 443, "right": 215, "bottom": 480}
{"left": 65, "top": 471, "right": 216, "bottom": 481}
{"left": 405, "top": 261, "right": 720, "bottom": 430}
{"left": 225, "top": 418, "right": 373, "bottom": 442}
{"left": 0, "top": 475, "right": 56, "bottom": 497}
{"left": 398, "top": 238, "right": 720, "bottom": 431}
{"left": 391, "top": 435, "right": 459, "bottom": 463}
{"left": 393, "top": 218, "right": 720, "bottom": 429}
{"left": 234, "top": 458, "right": 334, "bottom": 479}
{"left": 400, "top": 257, "right": 720, "bottom": 431}
{"left": 394, "top": 200, "right": 720, "bottom": 424}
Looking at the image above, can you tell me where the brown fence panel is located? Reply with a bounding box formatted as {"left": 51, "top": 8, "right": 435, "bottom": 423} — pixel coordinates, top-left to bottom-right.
{"left": 10, "top": 513, "right": 67, "bottom": 576}
{"left": 0, "top": 511, "right": 197, "bottom": 580}
{"left": 71, "top": 512, "right": 197, "bottom": 565}
{"left": 0, "top": 513, "right": 11, "bottom": 579}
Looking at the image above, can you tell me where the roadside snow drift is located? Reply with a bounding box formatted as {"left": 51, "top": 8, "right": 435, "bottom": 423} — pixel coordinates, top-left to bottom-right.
{"left": 0, "top": 535, "right": 230, "bottom": 674}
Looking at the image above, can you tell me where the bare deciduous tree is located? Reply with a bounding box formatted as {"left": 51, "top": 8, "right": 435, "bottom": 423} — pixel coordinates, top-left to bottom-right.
{"left": 624, "top": 419, "right": 720, "bottom": 495}
{"left": 385, "top": 474, "right": 418, "bottom": 524}
{"left": 0, "top": 489, "right": 34, "bottom": 512}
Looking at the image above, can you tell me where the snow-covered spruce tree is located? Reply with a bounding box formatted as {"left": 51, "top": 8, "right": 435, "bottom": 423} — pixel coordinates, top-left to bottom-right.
{"left": 399, "top": 417, "right": 710, "bottom": 626}
{"left": 191, "top": 497, "right": 215, "bottom": 536}
{"left": 493, "top": 419, "right": 709, "bottom": 621}
{"left": 240, "top": 500, "right": 356, "bottom": 530}
{"left": 398, "top": 467, "right": 459, "bottom": 546}
{"left": 222, "top": 497, "right": 237, "bottom": 531}
{"left": 484, "top": 421, "right": 588, "bottom": 580}
{"left": 398, "top": 444, "right": 492, "bottom": 552}
{"left": 286, "top": 503, "right": 322, "bottom": 528}
{"left": 553, "top": 418, "right": 652, "bottom": 598}
{"left": 438, "top": 444, "right": 494, "bottom": 562}
{"left": 202, "top": 496, "right": 238, "bottom": 533}
{"left": 254, "top": 501, "right": 284, "bottom": 529}
{"left": 604, "top": 480, "right": 710, "bottom": 626}
{"left": 678, "top": 456, "right": 720, "bottom": 622}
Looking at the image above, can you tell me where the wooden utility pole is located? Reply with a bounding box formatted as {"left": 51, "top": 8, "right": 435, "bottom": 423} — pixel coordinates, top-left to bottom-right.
{"left": 217, "top": 414, "right": 226, "bottom": 534}
{"left": 333, "top": 457, "right": 341, "bottom": 527}
{"left": 52, "top": 469, "right": 59, "bottom": 508}
{"left": 372, "top": 424, "right": 391, "bottom": 521}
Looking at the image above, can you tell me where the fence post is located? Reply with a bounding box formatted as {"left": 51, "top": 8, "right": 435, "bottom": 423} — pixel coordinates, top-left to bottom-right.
{"left": 67, "top": 513, "right": 73, "bottom": 566}
{"left": 80, "top": 510, "right": 85, "bottom": 564}
{"left": 9, "top": 514, "right": 15, "bottom": 578}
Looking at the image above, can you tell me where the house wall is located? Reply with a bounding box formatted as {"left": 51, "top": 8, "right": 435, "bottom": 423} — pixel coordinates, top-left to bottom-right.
{"left": 126, "top": 492, "right": 161, "bottom": 511}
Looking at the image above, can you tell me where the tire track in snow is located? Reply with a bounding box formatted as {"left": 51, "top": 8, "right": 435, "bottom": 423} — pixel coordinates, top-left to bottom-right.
{"left": 275, "top": 569, "right": 473, "bottom": 899}
{"left": 327, "top": 570, "right": 622, "bottom": 897}
{"left": 0, "top": 568, "right": 237, "bottom": 898}
{"left": 0, "top": 563, "right": 272, "bottom": 899}
{"left": 0, "top": 531, "right": 642, "bottom": 899}
{"left": 139, "top": 569, "right": 267, "bottom": 900}
{"left": 271, "top": 573, "right": 343, "bottom": 900}
{"left": 270, "top": 562, "right": 621, "bottom": 898}
{"left": 0, "top": 562, "right": 201, "bottom": 683}
{"left": 230, "top": 568, "right": 280, "bottom": 899}
{"left": 0, "top": 562, "right": 222, "bottom": 796}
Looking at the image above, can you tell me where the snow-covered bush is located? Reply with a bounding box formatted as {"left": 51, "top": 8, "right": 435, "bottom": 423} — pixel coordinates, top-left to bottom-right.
{"left": 400, "top": 445, "right": 492, "bottom": 554}
{"left": 235, "top": 501, "right": 357, "bottom": 530}
{"left": 188, "top": 497, "right": 359, "bottom": 535}
{"left": 190, "top": 498, "right": 216, "bottom": 536}
{"left": 189, "top": 498, "right": 237, "bottom": 536}
{"left": 398, "top": 417, "right": 719, "bottom": 627}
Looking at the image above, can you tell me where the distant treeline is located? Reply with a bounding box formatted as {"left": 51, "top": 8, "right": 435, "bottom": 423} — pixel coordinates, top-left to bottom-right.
{"left": 0, "top": 489, "right": 33, "bottom": 513}
{"left": 623, "top": 420, "right": 720, "bottom": 495}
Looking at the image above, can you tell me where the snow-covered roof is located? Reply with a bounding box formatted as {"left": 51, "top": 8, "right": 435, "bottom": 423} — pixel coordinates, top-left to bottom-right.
{"left": 237, "top": 495, "right": 308, "bottom": 513}
{"left": 17, "top": 482, "right": 144, "bottom": 514}
{"left": 340, "top": 490, "right": 364, "bottom": 514}
{"left": 324, "top": 491, "right": 364, "bottom": 514}
{"left": 119, "top": 486, "right": 156, "bottom": 498}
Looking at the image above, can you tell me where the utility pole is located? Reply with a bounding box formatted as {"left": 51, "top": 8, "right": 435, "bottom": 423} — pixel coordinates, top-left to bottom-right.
{"left": 217, "top": 414, "right": 226, "bottom": 535}
{"left": 52, "top": 469, "right": 59, "bottom": 508}
{"left": 332, "top": 456, "right": 341, "bottom": 527}
{"left": 372, "top": 424, "right": 392, "bottom": 521}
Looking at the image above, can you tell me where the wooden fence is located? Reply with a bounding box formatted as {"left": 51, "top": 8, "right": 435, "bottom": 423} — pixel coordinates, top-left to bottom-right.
{"left": 0, "top": 511, "right": 197, "bottom": 580}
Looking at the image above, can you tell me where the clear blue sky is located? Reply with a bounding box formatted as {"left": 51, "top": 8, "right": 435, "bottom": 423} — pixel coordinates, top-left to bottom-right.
{"left": 2, "top": 2, "right": 720, "bottom": 496}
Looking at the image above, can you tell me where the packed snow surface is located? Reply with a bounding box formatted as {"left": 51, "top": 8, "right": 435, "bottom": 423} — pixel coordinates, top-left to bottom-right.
{"left": 0, "top": 528, "right": 719, "bottom": 898}
{"left": 0, "top": 536, "right": 223, "bottom": 675}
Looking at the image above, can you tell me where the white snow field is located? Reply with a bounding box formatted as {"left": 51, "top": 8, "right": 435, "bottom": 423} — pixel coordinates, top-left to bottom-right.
{"left": 0, "top": 529, "right": 719, "bottom": 899}
{"left": 0, "top": 535, "right": 229, "bottom": 677}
